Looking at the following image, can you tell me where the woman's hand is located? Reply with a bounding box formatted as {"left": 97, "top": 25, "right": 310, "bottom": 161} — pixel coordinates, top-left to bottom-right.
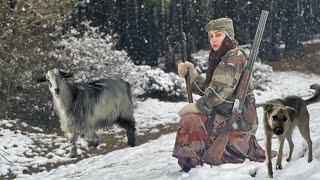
{"left": 177, "top": 61, "right": 198, "bottom": 82}
{"left": 178, "top": 61, "right": 194, "bottom": 77}
{"left": 178, "top": 103, "right": 201, "bottom": 117}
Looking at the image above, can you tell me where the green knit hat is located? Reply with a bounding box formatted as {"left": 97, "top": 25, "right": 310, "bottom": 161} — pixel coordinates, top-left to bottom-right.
{"left": 205, "top": 18, "right": 235, "bottom": 40}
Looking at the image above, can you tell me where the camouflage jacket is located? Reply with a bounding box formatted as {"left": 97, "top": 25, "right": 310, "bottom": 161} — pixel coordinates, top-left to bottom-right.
{"left": 193, "top": 48, "right": 253, "bottom": 116}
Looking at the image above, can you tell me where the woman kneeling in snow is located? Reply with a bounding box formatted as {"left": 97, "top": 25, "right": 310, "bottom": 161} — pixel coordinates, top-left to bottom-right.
{"left": 172, "top": 17, "right": 273, "bottom": 172}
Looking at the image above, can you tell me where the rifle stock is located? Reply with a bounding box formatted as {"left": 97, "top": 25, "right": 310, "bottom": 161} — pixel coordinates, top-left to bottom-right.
{"left": 202, "top": 10, "right": 269, "bottom": 163}
{"left": 203, "top": 70, "right": 251, "bottom": 164}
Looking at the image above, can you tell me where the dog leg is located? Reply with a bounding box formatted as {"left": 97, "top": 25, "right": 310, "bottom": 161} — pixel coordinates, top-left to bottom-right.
{"left": 286, "top": 132, "right": 294, "bottom": 162}
{"left": 298, "top": 125, "right": 313, "bottom": 162}
{"left": 276, "top": 137, "right": 285, "bottom": 170}
{"left": 265, "top": 133, "right": 273, "bottom": 178}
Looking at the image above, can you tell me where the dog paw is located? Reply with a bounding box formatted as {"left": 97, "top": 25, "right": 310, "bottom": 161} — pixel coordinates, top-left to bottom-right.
{"left": 308, "top": 157, "right": 313, "bottom": 162}
{"left": 276, "top": 164, "right": 282, "bottom": 170}
{"left": 267, "top": 173, "right": 273, "bottom": 178}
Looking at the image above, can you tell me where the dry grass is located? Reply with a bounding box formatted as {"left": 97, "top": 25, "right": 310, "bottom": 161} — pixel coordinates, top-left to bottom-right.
{"left": 266, "top": 43, "right": 320, "bottom": 75}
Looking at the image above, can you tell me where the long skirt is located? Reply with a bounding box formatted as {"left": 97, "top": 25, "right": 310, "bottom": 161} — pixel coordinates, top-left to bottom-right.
{"left": 172, "top": 112, "right": 273, "bottom": 171}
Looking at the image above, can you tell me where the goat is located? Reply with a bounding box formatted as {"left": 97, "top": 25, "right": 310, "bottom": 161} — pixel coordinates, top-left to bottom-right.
{"left": 38, "top": 69, "right": 136, "bottom": 157}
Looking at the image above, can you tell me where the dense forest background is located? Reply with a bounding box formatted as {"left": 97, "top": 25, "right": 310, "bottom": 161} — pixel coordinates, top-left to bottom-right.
{"left": 0, "top": 0, "right": 319, "bottom": 128}
{"left": 79, "top": 0, "right": 319, "bottom": 64}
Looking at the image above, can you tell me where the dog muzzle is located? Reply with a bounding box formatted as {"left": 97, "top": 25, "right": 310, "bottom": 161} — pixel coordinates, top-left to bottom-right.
{"left": 273, "top": 127, "right": 284, "bottom": 135}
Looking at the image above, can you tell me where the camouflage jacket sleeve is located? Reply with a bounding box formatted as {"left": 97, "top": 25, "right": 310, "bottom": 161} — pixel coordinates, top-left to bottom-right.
{"left": 196, "top": 49, "right": 247, "bottom": 116}
{"left": 191, "top": 74, "right": 206, "bottom": 95}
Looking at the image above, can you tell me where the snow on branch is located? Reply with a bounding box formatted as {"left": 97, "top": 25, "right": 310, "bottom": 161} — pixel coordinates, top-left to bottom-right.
{"left": 52, "top": 22, "right": 185, "bottom": 100}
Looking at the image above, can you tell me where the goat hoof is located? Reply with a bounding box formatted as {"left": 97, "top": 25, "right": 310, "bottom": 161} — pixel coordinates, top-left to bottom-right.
{"left": 267, "top": 174, "right": 273, "bottom": 178}
{"left": 128, "top": 142, "right": 136, "bottom": 147}
{"left": 276, "top": 164, "right": 282, "bottom": 170}
{"left": 88, "top": 140, "right": 100, "bottom": 147}
{"left": 127, "top": 134, "right": 136, "bottom": 147}
{"left": 70, "top": 148, "right": 78, "bottom": 158}
{"left": 308, "top": 157, "right": 313, "bottom": 162}
{"left": 70, "top": 154, "right": 77, "bottom": 158}
{"left": 286, "top": 158, "right": 291, "bottom": 162}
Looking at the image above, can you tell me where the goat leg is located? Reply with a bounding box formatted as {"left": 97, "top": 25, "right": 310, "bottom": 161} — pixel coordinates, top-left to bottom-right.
{"left": 70, "top": 134, "right": 78, "bottom": 158}
{"left": 127, "top": 127, "right": 136, "bottom": 147}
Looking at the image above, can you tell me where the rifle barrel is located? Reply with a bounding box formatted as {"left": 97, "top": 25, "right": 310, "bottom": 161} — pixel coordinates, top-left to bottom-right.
{"left": 240, "top": 10, "right": 269, "bottom": 109}
{"left": 181, "top": 32, "right": 193, "bottom": 103}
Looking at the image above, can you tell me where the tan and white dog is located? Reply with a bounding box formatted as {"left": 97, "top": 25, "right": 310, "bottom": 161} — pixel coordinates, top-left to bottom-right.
{"left": 261, "top": 84, "right": 320, "bottom": 178}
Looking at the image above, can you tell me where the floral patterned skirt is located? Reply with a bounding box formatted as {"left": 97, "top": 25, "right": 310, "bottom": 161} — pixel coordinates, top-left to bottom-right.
{"left": 172, "top": 112, "right": 274, "bottom": 171}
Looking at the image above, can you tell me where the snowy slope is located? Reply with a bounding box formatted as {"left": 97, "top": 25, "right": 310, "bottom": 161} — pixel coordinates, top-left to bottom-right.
{"left": 11, "top": 71, "right": 320, "bottom": 180}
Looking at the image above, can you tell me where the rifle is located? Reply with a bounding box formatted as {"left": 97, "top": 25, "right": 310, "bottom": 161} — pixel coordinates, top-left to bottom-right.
{"left": 181, "top": 32, "right": 193, "bottom": 103}
{"left": 166, "top": 32, "right": 193, "bottom": 103}
{"left": 166, "top": 36, "right": 176, "bottom": 71}
{"left": 202, "top": 10, "right": 269, "bottom": 164}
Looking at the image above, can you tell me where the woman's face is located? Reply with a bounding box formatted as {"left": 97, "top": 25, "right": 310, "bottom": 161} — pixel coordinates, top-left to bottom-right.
{"left": 208, "top": 30, "right": 226, "bottom": 51}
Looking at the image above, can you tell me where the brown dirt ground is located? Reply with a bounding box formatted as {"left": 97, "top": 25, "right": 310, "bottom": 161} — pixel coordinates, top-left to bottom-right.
{"left": 2, "top": 123, "right": 180, "bottom": 178}
{"left": 265, "top": 43, "right": 320, "bottom": 75}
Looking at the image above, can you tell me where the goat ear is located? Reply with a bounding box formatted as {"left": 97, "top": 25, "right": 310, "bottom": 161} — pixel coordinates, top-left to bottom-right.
{"left": 64, "top": 72, "right": 73, "bottom": 79}
{"left": 60, "top": 71, "right": 73, "bottom": 79}
{"left": 263, "top": 103, "right": 274, "bottom": 113}
{"left": 286, "top": 106, "right": 297, "bottom": 121}
{"left": 35, "top": 76, "right": 47, "bottom": 83}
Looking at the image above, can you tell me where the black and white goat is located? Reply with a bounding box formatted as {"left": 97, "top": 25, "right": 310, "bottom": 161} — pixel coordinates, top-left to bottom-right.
{"left": 38, "top": 69, "right": 136, "bottom": 157}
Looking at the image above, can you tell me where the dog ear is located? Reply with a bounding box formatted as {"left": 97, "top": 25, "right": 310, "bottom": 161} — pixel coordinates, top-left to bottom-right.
{"left": 263, "top": 103, "right": 274, "bottom": 113}
{"left": 286, "top": 106, "right": 297, "bottom": 121}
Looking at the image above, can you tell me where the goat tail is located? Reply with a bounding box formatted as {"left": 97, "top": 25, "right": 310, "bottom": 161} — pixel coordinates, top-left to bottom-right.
{"left": 125, "top": 81, "right": 134, "bottom": 104}
{"left": 305, "top": 84, "right": 320, "bottom": 105}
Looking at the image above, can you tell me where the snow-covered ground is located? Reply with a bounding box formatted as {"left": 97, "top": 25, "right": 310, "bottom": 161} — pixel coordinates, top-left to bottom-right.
{"left": 1, "top": 68, "right": 320, "bottom": 179}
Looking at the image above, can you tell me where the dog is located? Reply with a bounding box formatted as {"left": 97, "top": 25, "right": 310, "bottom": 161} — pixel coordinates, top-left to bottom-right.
{"left": 261, "top": 84, "right": 320, "bottom": 178}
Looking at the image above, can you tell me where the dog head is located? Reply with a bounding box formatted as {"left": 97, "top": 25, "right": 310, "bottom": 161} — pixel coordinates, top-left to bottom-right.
{"left": 263, "top": 103, "right": 297, "bottom": 135}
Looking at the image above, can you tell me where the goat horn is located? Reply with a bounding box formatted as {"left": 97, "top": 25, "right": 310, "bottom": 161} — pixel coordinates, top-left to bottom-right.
{"left": 35, "top": 76, "right": 47, "bottom": 83}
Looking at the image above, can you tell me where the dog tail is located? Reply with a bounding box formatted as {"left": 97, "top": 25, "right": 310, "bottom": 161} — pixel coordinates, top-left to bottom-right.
{"left": 305, "top": 84, "right": 320, "bottom": 105}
